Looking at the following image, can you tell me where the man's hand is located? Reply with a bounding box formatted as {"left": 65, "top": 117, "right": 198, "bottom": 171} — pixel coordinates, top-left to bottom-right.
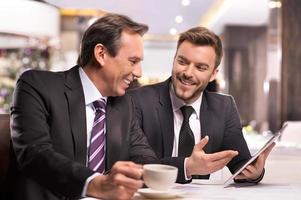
{"left": 87, "top": 161, "right": 143, "bottom": 200}
{"left": 235, "top": 142, "right": 275, "bottom": 181}
{"left": 186, "top": 136, "right": 239, "bottom": 177}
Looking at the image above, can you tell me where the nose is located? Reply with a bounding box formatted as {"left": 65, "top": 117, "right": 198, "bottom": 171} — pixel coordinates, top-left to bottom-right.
{"left": 183, "top": 63, "right": 194, "bottom": 77}
{"left": 133, "top": 63, "right": 142, "bottom": 79}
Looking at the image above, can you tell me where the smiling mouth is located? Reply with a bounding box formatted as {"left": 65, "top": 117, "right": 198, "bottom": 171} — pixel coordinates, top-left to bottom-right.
{"left": 124, "top": 78, "right": 132, "bottom": 86}
{"left": 178, "top": 76, "right": 194, "bottom": 86}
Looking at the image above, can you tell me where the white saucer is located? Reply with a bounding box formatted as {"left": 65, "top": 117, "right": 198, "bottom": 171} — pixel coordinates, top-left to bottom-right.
{"left": 137, "top": 188, "right": 184, "bottom": 199}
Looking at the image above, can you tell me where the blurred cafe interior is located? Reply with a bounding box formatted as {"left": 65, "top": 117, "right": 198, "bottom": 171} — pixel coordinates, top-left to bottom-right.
{"left": 0, "top": 0, "right": 301, "bottom": 189}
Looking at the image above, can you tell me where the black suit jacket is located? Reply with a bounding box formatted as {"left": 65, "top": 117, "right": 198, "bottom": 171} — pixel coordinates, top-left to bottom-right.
{"left": 7, "top": 66, "right": 157, "bottom": 200}
{"left": 129, "top": 78, "right": 251, "bottom": 183}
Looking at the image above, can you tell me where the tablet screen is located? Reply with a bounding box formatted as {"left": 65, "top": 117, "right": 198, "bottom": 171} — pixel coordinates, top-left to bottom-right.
{"left": 224, "top": 122, "right": 288, "bottom": 185}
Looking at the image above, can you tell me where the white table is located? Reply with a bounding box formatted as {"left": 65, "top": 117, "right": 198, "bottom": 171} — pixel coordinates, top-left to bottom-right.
{"left": 135, "top": 147, "right": 301, "bottom": 200}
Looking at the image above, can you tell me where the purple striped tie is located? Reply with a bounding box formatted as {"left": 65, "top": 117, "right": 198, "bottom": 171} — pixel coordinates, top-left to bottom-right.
{"left": 88, "top": 99, "right": 106, "bottom": 173}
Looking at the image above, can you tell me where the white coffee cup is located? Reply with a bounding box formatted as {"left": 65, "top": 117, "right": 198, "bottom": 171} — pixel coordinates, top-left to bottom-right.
{"left": 143, "top": 164, "right": 178, "bottom": 191}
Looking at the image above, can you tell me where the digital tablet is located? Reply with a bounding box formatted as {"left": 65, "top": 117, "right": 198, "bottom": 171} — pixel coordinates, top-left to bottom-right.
{"left": 224, "top": 122, "right": 288, "bottom": 186}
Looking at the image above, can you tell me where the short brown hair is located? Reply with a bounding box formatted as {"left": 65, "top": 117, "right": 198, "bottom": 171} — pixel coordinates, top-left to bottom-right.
{"left": 177, "top": 27, "right": 223, "bottom": 67}
{"left": 78, "top": 13, "right": 149, "bottom": 67}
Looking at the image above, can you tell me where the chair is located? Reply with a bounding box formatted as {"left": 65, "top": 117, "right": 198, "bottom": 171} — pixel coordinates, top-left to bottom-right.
{"left": 0, "top": 114, "right": 10, "bottom": 184}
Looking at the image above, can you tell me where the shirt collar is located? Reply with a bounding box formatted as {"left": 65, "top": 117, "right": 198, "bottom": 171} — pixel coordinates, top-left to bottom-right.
{"left": 79, "top": 67, "right": 107, "bottom": 106}
{"left": 169, "top": 82, "right": 203, "bottom": 119}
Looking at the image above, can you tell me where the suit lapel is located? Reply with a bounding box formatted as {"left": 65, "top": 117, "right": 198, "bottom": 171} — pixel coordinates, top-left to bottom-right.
{"left": 157, "top": 79, "right": 174, "bottom": 157}
{"left": 64, "top": 66, "right": 87, "bottom": 164}
{"left": 105, "top": 97, "right": 123, "bottom": 169}
{"left": 200, "top": 91, "right": 213, "bottom": 153}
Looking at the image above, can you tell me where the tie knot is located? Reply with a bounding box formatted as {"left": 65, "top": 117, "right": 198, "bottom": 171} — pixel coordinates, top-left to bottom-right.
{"left": 93, "top": 99, "right": 106, "bottom": 113}
{"left": 180, "top": 106, "right": 194, "bottom": 121}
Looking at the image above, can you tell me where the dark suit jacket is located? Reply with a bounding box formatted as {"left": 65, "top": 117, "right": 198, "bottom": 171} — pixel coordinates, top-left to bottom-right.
{"left": 129, "top": 78, "right": 251, "bottom": 183}
{"left": 7, "top": 66, "right": 157, "bottom": 200}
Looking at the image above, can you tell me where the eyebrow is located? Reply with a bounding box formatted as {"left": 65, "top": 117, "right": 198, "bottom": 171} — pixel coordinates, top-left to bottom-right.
{"left": 129, "top": 56, "right": 143, "bottom": 61}
{"left": 177, "top": 55, "right": 186, "bottom": 60}
{"left": 177, "top": 55, "right": 209, "bottom": 68}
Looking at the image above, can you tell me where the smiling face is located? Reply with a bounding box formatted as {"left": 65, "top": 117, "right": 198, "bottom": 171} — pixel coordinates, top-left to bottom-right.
{"left": 171, "top": 41, "right": 219, "bottom": 104}
{"left": 93, "top": 30, "right": 144, "bottom": 97}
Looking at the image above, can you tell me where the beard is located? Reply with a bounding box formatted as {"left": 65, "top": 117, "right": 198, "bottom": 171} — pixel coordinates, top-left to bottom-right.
{"left": 172, "top": 75, "right": 208, "bottom": 103}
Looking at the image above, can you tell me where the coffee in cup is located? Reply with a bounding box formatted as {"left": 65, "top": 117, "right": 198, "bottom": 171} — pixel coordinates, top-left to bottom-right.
{"left": 143, "top": 164, "right": 178, "bottom": 191}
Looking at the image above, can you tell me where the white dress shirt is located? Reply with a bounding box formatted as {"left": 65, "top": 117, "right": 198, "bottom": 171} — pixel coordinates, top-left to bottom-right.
{"left": 79, "top": 67, "right": 107, "bottom": 198}
{"left": 169, "top": 84, "right": 203, "bottom": 157}
{"left": 169, "top": 83, "right": 203, "bottom": 180}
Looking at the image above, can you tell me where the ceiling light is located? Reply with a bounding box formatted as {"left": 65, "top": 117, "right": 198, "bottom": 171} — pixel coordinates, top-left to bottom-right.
{"left": 181, "top": 0, "right": 190, "bottom": 6}
{"left": 169, "top": 28, "right": 177, "bottom": 35}
{"left": 175, "top": 15, "right": 183, "bottom": 24}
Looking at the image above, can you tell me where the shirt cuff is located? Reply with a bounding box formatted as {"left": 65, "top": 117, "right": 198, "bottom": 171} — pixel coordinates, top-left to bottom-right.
{"left": 81, "top": 172, "right": 101, "bottom": 197}
{"left": 184, "top": 158, "right": 192, "bottom": 181}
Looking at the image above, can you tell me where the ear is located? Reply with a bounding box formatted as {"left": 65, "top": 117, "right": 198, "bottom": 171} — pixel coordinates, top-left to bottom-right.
{"left": 94, "top": 43, "right": 106, "bottom": 66}
{"left": 209, "top": 68, "right": 219, "bottom": 82}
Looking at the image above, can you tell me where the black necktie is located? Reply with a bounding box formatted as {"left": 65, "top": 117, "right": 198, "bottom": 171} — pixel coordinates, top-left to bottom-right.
{"left": 178, "top": 106, "right": 195, "bottom": 157}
